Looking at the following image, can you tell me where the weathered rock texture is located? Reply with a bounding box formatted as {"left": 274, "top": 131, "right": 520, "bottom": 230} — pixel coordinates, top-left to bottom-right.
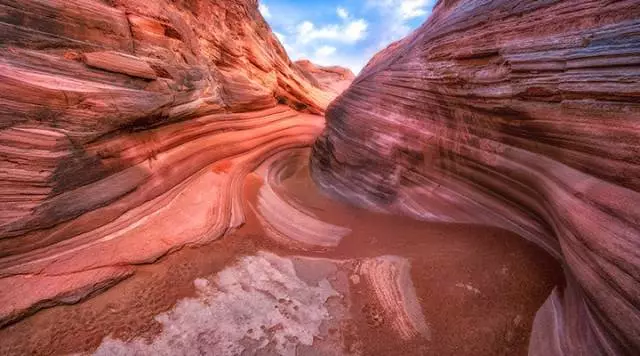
{"left": 295, "top": 59, "right": 356, "bottom": 97}
{"left": 93, "top": 252, "right": 346, "bottom": 356}
{"left": 252, "top": 150, "right": 351, "bottom": 250}
{"left": 311, "top": 0, "right": 640, "bottom": 355}
{"left": 91, "top": 251, "right": 428, "bottom": 356}
{"left": 0, "top": 0, "right": 351, "bottom": 326}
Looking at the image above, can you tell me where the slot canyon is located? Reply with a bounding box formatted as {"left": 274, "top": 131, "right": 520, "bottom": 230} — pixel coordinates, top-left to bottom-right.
{"left": 0, "top": 0, "right": 638, "bottom": 355}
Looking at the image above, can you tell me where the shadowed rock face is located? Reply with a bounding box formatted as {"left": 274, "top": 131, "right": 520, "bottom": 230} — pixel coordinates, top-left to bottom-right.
{"left": 0, "top": 0, "right": 355, "bottom": 326}
{"left": 311, "top": 0, "right": 640, "bottom": 355}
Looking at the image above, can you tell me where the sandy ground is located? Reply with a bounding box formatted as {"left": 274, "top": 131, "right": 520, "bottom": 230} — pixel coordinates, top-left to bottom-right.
{"left": 0, "top": 152, "right": 561, "bottom": 356}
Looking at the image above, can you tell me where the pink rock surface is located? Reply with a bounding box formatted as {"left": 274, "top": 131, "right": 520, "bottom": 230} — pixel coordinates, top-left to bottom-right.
{"left": 0, "top": 0, "right": 334, "bottom": 326}
{"left": 251, "top": 150, "right": 351, "bottom": 250}
{"left": 0, "top": 266, "right": 133, "bottom": 328}
{"left": 356, "top": 255, "right": 430, "bottom": 341}
{"left": 311, "top": 0, "right": 640, "bottom": 354}
{"left": 295, "top": 59, "right": 356, "bottom": 97}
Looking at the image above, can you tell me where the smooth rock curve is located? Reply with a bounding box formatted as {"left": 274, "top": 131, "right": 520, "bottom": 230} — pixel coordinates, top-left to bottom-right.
{"left": 311, "top": 1, "right": 640, "bottom": 355}
{"left": 0, "top": 0, "right": 352, "bottom": 326}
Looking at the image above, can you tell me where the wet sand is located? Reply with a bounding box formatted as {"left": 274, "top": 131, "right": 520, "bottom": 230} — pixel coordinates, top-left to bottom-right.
{"left": 0, "top": 150, "right": 561, "bottom": 356}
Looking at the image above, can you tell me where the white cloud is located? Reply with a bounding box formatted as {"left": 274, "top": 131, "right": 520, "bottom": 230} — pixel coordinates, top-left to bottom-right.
{"left": 366, "top": 0, "right": 434, "bottom": 49}
{"left": 298, "top": 21, "right": 315, "bottom": 36}
{"left": 399, "top": 0, "right": 430, "bottom": 19}
{"left": 265, "top": 1, "right": 435, "bottom": 74}
{"left": 296, "top": 19, "right": 368, "bottom": 44}
{"left": 344, "top": 19, "right": 368, "bottom": 42}
{"left": 337, "top": 7, "right": 349, "bottom": 19}
{"left": 315, "top": 45, "right": 337, "bottom": 57}
{"left": 259, "top": 2, "right": 271, "bottom": 19}
{"left": 368, "top": 0, "right": 433, "bottom": 20}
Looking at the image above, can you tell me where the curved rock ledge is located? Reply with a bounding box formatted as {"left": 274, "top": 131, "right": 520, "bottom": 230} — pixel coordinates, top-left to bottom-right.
{"left": 0, "top": 106, "right": 325, "bottom": 326}
{"left": 311, "top": 0, "right": 640, "bottom": 354}
{"left": 0, "top": 0, "right": 355, "bottom": 327}
{"left": 252, "top": 150, "right": 351, "bottom": 250}
{"left": 356, "top": 256, "right": 430, "bottom": 341}
{"left": 0, "top": 145, "right": 562, "bottom": 355}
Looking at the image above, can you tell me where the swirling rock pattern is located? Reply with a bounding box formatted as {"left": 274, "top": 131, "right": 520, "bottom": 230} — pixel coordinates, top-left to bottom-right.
{"left": 0, "top": 0, "right": 352, "bottom": 327}
{"left": 356, "top": 256, "right": 430, "bottom": 341}
{"left": 0, "top": 142, "right": 561, "bottom": 355}
{"left": 252, "top": 150, "right": 351, "bottom": 250}
{"left": 0, "top": 105, "right": 325, "bottom": 326}
{"left": 311, "top": 0, "right": 640, "bottom": 355}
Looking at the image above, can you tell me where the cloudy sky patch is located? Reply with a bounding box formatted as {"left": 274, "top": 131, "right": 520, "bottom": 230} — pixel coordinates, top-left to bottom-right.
{"left": 259, "top": 0, "right": 436, "bottom": 73}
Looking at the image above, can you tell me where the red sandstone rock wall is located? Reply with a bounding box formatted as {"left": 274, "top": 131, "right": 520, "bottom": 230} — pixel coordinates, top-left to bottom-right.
{"left": 0, "top": 0, "right": 330, "bottom": 236}
{"left": 0, "top": 0, "right": 344, "bottom": 326}
{"left": 311, "top": 1, "right": 640, "bottom": 355}
{"left": 295, "top": 59, "right": 356, "bottom": 97}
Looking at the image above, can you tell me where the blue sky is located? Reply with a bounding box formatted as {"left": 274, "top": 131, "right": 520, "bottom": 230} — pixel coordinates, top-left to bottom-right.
{"left": 258, "top": 0, "right": 437, "bottom": 73}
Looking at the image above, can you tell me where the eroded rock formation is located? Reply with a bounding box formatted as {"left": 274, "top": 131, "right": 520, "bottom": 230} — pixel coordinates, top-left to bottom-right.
{"left": 253, "top": 150, "right": 352, "bottom": 250}
{"left": 311, "top": 0, "right": 640, "bottom": 355}
{"left": 295, "top": 59, "right": 356, "bottom": 98}
{"left": 0, "top": 0, "right": 353, "bottom": 326}
{"left": 2, "top": 0, "right": 637, "bottom": 354}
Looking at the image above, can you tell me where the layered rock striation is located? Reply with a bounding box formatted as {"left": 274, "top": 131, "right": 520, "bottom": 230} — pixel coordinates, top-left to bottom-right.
{"left": 311, "top": 0, "right": 640, "bottom": 355}
{"left": 0, "top": 0, "right": 351, "bottom": 326}
{"left": 295, "top": 59, "right": 356, "bottom": 98}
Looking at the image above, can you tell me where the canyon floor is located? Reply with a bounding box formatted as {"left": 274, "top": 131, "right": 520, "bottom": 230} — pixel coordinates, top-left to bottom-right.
{"left": 0, "top": 148, "right": 561, "bottom": 356}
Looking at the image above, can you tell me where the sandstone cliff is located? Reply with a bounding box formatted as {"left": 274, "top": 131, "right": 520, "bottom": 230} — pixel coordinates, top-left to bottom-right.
{"left": 295, "top": 59, "right": 356, "bottom": 98}
{"left": 311, "top": 0, "right": 640, "bottom": 355}
{"left": 0, "top": 0, "right": 351, "bottom": 326}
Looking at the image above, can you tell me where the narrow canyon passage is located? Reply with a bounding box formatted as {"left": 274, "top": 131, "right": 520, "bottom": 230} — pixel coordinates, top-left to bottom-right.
{"left": 0, "top": 146, "right": 561, "bottom": 356}
{"left": 2, "top": 1, "right": 637, "bottom": 355}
